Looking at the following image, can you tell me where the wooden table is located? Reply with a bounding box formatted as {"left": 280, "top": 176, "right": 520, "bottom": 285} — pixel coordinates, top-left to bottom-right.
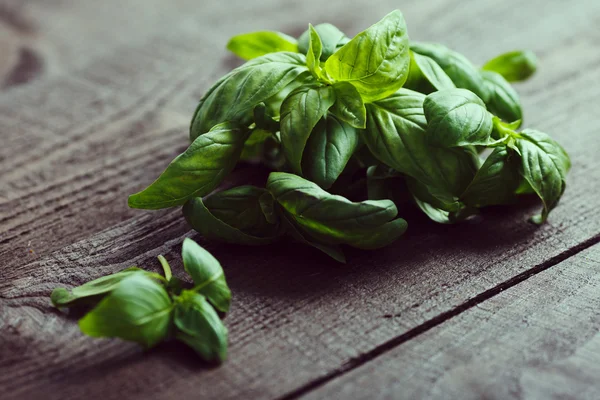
{"left": 1, "top": 1, "right": 599, "bottom": 399}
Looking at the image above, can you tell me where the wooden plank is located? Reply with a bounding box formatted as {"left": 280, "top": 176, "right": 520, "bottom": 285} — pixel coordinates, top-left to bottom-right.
{"left": 303, "top": 244, "right": 600, "bottom": 400}
{"left": 1, "top": 1, "right": 600, "bottom": 399}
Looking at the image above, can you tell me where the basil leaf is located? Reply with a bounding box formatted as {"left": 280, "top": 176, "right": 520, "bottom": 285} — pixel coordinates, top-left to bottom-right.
{"left": 306, "top": 24, "right": 325, "bottom": 79}
{"left": 253, "top": 102, "right": 279, "bottom": 132}
{"left": 363, "top": 89, "right": 478, "bottom": 208}
{"left": 423, "top": 88, "right": 493, "bottom": 147}
{"left": 183, "top": 187, "right": 281, "bottom": 246}
{"left": 411, "top": 42, "right": 488, "bottom": 101}
{"left": 461, "top": 146, "right": 521, "bottom": 207}
{"left": 482, "top": 50, "right": 537, "bottom": 82}
{"left": 280, "top": 213, "right": 346, "bottom": 263}
{"left": 411, "top": 51, "right": 456, "bottom": 91}
{"left": 128, "top": 122, "right": 248, "bottom": 210}
{"left": 240, "top": 128, "right": 275, "bottom": 161}
{"left": 516, "top": 129, "right": 570, "bottom": 223}
{"left": 329, "top": 82, "right": 367, "bottom": 129}
{"left": 280, "top": 84, "right": 336, "bottom": 173}
{"left": 78, "top": 274, "right": 173, "bottom": 348}
{"left": 174, "top": 291, "right": 228, "bottom": 362}
{"left": 301, "top": 115, "right": 359, "bottom": 189}
{"left": 190, "top": 52, "right": 308, "bottom": 140}
{"left": 325, "top": 10, "right": 410, "bottom": 102}
{"left": 366, "top": 165, "right": 410, "bottom": 203}
{"left": 227, "top": 31, "right": 298, "bottom": 60}
{"left": 181, "top": 238, "right": 231, "bottom": 312}
{"left": 298, "top": 23, "right": 349, "bottom": 61}
{"left": 481, "top": 70, "right": 522, "bottom": 123}
{"left": 267, "top": 172, "right": 407, "bottom": 249}
{"left": 51, "top": 268, "right": 148, "bottom": 308}
{"left": 412, "top": 196, "right": 453, "bottom": 224}
{"left": 157, "top": 255, "right": 172, "bottom": 282}
{"left": 412, "top": 195, "right": 478, "bottom": 224}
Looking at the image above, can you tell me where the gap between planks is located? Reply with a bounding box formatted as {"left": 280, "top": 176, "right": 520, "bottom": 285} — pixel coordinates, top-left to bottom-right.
{"left": 278, "top": 233, "right": 600, "bottom": 400}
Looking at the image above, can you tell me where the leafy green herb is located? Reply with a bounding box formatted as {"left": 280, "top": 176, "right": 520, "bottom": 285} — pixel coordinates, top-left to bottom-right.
{"left": 298, "top": 23, "right": 349, "bottom": 61}
{"left": 174, "top": 291, "right": 228, "bottom": 362}
{"left": 129, "top": 10, "right": 570, "bottom": 263}
{"left": 423, "top": 88, "right": 493, "bottom": 147}
{"left": 267, "top": 172, "right": 407, "bottom": 250}
{"left": 329, "top": 82, "right": 367, "bottom": 129}
{"left": 482, "top": 50, "right": 537, "bottom": 82}
{"left": 480, "top": 70, "right": 523, "bottom": 123}
{"left": 181, "top": 238, "right": 231, "bottom": 313}
{"left": 515, "top": 129, "right": 570, "bottom": 223}
{"left": 411, "top": 42, "right": 489, "bottom": 101}
{"left": 190, "top": 52, "right": 309, "bottom": 141}
{"left": 280, "top": 84, "right": 336, "bottom": 173}
{"left": 128, "top": 122, "right": 248, "bottom": 209}
{"left": 227, "top": 31, "right": 298, "bottom": 60}
{"left": 325, "top": 10, "right": 410, "bottom": 102}
{"left": 301, "top": 115, "right": 360, "bottom": 189}
{"left": 407, "top": 51, "right": 456, "bottom": 92}
{"left": 51, "top": 239, "right": 230, "bottom": 362}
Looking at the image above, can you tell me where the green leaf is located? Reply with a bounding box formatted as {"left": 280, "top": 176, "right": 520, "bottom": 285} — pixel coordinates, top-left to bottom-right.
{"left": 128, "top": 122, "right": 249, "bottom": 210}
{"left": 190, "top": 52, "right": 309, "bottom": 140}
{"left": 411, "top": 42, "right": 488, "bottom": 101}
{"left": 329, "top": 82, "right": 367, "bottom": 129}
{"left": 423, "top": 88, "right": 493, "bottom": 147}
{"left": 366, "top": 165, "right": 409, "bottom": 203}
{"left": 325, "top": 10, "right": 410, "bottom": 102}
{"left": 183, "top": 188, "right": 281, "bottom": 246}
{"left": 482, "top": 50, "right": 537, "bottom": 82}
{"left": 280, "top": 84, "right": 336, "bottom": 173}
{"left": 227, "top": 31, "right": 298, "bottom": 60}
{"left": 298, "top": 23, "right": 349, "bottom": 61}
{"left": 253, "top": 103, "right": 279, "bottom": 132}
{"left": 412, "top": 196, "right": 453, "bottom": 224}
{"left": 461, "top": 146, "right": 521, "bottom": 207}
{"left": 240, "top": 129, "right": 276, "bottom": 161}
{"left": 515, "top": 129, "right": 570, "bottom": 223}
{"left": 412, "top": 195, "right": 478, "bottom": 224}
{"left": 51, "top": 268, "right": 152, "bottom": 308}
{"left": 174, "top": 291, "right": 228, "bottom": 362}
{"left": 181, "top": 238, "right": 231, "bottom": 312}
{"left": 301, "top": 115, "right": 359, "bottom": 189}
{"left": 157, "top": 255, "right": 172, "bottom": 282}
{"left": 78, "top": 274, "right": 173, "bottom": 348}
{"left": 363, "top": 89, "right": 479, "bottom": 209}
{"left": 480, "top": 70, "right": 522, "bottom": 123}
{"left": 267, "top": 172, "right": 407, "bottom": 249}
{"left": 411, "top": 51, "right": 456, "bottom": 91}
{"left": 280, "top": 212, "right": 346, "bottom": 263}
{"left": 306, "top": 24, "right": 325, "bottom": 79}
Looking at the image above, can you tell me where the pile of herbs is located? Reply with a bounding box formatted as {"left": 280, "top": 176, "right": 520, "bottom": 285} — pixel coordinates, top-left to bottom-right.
{"left": 128, "top": 10, "right": 570, "bottom": 263}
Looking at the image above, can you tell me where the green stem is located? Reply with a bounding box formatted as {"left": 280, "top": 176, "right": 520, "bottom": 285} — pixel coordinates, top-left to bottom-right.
{"left": 157, "top": 255, "right": 172, "bottom": 282}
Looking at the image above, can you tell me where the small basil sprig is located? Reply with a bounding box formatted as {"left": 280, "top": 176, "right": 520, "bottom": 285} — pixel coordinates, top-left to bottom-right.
{"left": 51, "top": 238, "right": 231, "bottom": 363}
{"left": 129, "top": 10, "right": 570, "bottom": 264}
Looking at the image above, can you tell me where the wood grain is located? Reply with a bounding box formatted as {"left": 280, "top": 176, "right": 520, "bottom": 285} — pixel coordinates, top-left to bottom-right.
{"left": 304, "top": 244, "right": 600, "bottom": 400}
{"left": 1, "top": 1, "right": 600, "bottom": 399}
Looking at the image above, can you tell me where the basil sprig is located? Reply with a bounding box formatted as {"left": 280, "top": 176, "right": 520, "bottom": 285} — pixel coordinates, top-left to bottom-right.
{"left": 51, "top": 238, "right": 231, "bottom": 363}
{"left": 129, "top": 10, "right": 570, "bottom": 262}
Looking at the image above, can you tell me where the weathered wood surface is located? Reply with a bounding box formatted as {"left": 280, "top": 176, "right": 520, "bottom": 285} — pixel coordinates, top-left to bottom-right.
{"left": 306, "top": 244, "right": 600, "bottom": 400}
{"left": 1, "top": 1, "right": 599, "bottom": 399}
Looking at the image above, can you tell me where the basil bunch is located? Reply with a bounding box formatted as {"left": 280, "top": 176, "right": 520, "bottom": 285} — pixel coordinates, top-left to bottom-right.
{"left": 128, "top": 10, "right": 570, "bottom": 262}
{"left": 51, "top": 239, "right": 230, "bottom": 362}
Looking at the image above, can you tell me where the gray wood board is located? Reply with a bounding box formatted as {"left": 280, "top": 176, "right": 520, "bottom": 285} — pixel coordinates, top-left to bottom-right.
{"left": 1, "top": 0, "right": 600, "bottom": 399}
{"left": 304, "top": 243, "right": 600, "bottom": 400}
